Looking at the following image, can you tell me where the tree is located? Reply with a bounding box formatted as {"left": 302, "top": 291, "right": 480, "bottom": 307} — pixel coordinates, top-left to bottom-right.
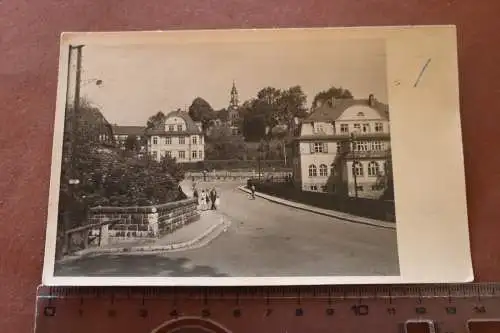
{"left": 188, "top": 97, "right": 215, "bottom": 131}
{"left": 205, "top": 124, "right": 246, "bottom": 160}
{"left": 276, "top": 85, "right": 308, "bottom": 130}
{"left": 312, "top": 86, "right": 353, "bottom": 109}
{"left": 124, "top": 135, "right": 140, "bottom": 152}
{"left": 59, "top": 102, "right": 185, "bottom": 228}
{"left": 146, "top": 111, "right": 166, "bottom": 129}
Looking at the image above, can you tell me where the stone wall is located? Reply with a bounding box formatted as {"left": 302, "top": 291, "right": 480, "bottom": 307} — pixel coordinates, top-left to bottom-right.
{"left": 88, "top": 198, "right": 200, "bottom": 245}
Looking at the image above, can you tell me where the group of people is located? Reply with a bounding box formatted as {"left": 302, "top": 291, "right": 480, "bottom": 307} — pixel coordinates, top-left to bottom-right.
{"left": 193, "top": 186, "right": 220, "bottom": 210}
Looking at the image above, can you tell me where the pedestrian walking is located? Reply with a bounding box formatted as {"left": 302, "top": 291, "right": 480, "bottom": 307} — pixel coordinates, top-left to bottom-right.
{"left": 204, "top": 189, "right": 210, "bottom": 209}
{"left": 193, "top": 188, "right": 199, "bottom": 200}
{"left": 200, "top": 190, "right": 206, "bottom": 210}
{"left": 250, "top": 184, "right": 256, "bottom": 200}
{"left": 210, "top": 188, "right": 217, "bottom": 210}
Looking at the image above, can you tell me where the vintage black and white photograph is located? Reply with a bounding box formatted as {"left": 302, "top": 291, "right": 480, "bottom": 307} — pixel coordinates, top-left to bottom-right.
{"left": 43, "top": 27, "right": 473, "bottom": 285}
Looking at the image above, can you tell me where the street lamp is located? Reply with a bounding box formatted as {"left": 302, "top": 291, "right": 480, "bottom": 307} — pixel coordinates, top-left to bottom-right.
{"left": 350, "top": 132, "right": 359, "bottom": 199}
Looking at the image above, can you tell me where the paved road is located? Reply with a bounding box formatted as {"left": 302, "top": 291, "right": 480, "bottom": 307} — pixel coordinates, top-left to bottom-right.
{"left": 55, "top": 181, "right": 399, "bottom": 277}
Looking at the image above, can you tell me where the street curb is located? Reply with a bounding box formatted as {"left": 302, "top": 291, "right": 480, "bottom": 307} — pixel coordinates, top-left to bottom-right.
{"left": 238, "top": 186, "right": 395, "bottom": 230}
{"left": 58, "top": 218, "right": 229, "bottom": 262}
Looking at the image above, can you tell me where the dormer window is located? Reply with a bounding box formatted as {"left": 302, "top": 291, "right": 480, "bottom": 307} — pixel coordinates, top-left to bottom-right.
{"left": 357, "top": 112, "right": 365, "bottom": 117}
{"left": 177, "top": 124, "right": 182, "bottom": 131}
{"left": 168, "top": 125, "right": 175, "bottom": 132}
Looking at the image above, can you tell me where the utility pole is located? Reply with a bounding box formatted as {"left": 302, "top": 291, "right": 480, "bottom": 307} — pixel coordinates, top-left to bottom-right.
{"left": 350, "top": 133, "right": 359, "bottom": 199}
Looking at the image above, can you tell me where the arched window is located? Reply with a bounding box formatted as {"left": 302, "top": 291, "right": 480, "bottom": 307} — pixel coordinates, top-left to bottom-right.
{"left": 352, "top": 161, "right": 363, "bottom": 177}
{"left": 319, "top": 164, "right": 328, "bottom": 177}
{"left": 368, "top": 161, "right": 380, "bottom": 176}
{"left": 308, "top": 164, "right": 317, "bottom": 177}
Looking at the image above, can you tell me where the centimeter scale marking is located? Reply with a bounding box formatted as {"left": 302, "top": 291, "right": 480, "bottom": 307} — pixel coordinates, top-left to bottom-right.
{"left": 35, "top": 284, "right": 500, "bottom": 333}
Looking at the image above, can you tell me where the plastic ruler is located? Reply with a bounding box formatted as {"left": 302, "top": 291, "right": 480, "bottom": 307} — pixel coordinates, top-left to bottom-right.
{"left": 35, "top": 283, "right": 500, "bottom": 333}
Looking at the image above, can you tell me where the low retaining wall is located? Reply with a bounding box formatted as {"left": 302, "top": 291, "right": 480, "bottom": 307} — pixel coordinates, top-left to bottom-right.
{"left": 249, "top": 180, "right": 395, "bottom": 222}
{"left": 88, "top": 198, "right": 200, "bottom": 245}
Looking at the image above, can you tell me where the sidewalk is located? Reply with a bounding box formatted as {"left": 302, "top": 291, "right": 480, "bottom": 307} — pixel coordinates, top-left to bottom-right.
{"left": 61, "top": 209, "right": 229, "bottom": 260}
{"left": 238, "top": 186, "right": 395, "bottom": 230}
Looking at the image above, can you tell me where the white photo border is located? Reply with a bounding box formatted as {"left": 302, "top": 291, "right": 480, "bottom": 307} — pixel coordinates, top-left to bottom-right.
{"left": 42, "top": 26, "right": 473, "bottom": 286}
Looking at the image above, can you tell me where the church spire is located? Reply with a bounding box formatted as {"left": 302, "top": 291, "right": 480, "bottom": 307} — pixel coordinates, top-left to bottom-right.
{"left": 229, "top": 80, "right": 239, "bottom": 109}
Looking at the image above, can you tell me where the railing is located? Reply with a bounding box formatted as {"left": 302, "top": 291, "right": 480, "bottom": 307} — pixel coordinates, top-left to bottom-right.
{"left": 63, "top": 218, "right": 120, "bottom": 255}
{"left": 187, "top": 170, "right": 292, "bottom": 182}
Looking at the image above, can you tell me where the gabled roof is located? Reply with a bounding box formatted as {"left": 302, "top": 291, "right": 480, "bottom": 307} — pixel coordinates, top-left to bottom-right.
{"left": 144, "top": 110, "right": 202, "bottom": 136}
{"left": 112, "top": 125, "right": 146, "bottom": 136}
{"left": 303, "top": 97, "right": 389, "bottom": 123}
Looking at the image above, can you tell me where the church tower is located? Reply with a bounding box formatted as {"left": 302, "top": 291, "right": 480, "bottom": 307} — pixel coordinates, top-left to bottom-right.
{"left": 228, "top": 81, "right": 240, "bottom": 134}
{"left": 229, "top": 81, "right": 239, "bottom": 109}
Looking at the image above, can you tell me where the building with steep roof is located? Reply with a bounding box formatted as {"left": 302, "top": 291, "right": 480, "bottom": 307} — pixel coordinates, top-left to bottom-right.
{"left": 292, "top": 94, "right": 392, "bottom": 198}
{"left": 112, "top": 125, "right": 147, "bottom": 151}
{"left": 144, "top": 109, "right": 205, "bottom": 163}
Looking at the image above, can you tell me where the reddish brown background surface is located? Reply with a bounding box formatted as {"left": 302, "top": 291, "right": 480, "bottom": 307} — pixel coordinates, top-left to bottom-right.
{"left": 1, "top": 0, "right": 500, "bottom": 332}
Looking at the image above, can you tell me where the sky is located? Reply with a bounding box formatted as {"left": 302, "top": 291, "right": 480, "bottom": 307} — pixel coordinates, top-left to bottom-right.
{"left": 73, "top": 38, "right": 388, "bottom": 126}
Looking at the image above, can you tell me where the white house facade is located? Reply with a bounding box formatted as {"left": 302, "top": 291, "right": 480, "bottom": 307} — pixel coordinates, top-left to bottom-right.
{"left": 292, "top": 94, "right": 391, "bottom": 199}
{"left": 145, "top": 110, "right": 205, "bottom": 163}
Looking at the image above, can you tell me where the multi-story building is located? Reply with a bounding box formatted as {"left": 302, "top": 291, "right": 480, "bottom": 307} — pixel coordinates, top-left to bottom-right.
{"left": 145, "top": 110, "right": 205, "bottom": 163}
{"left": 292, "top": 94, "right": 391, "bottom": 199}
{"left": 111, "top": 125, "right": 147, "bottom": 151}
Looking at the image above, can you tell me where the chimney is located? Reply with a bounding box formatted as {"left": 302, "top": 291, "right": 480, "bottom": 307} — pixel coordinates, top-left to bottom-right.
{"left": 368, "top": 94, "right": 376, "bottom": 107}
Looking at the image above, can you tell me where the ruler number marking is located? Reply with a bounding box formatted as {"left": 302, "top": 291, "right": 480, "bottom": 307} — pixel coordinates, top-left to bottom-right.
{"left": 233, "top": 308, "right": 242, "bottom": 318}
{"left": 445, "top": 306, "right": 457, "bottom": 315}
{"left": 326, "top": 308, "right": 335, "bottom": 316}
{"left": 473, "top": 305, "right": 486, "bottom": 313}
{"left": 139, "top": 309, "right": 148, "bottom": 318}
{"left": 351, "top": 305, "right": 369, "bottom": 316}
{"left": 416, "top": 306, "right": 427, "bottom": 314}
{"left": 43, "top": 306, "right": 56, "bottom": 317}
{"left": 387, "top": 307, "right": 396, "bottom": 315}
{"left": 295, "top": 308, "right": 304, "bottom": 316}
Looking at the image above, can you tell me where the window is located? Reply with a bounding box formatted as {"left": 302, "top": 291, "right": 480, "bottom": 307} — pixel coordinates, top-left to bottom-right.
{"left": 165, "top": 151, "right": 171, "bottom": 157}
{"left": 199, "top": 150, "right": 203, "bottom": 159}
{"left": 362, "top": 123, "right": 371, "bottom": 133}
{"left": 354, "top": 123, "right": 361, "bottom": 132}
{"left": 355, "top": 141, "right": 368, "bottom": 151}
{"left": 314, "top": 123, "right": 325, "bottom": 133}
{"left": 372, "top": 141, "right": 382, "bottom": 151}
{"left": 177, "top": 124, "right": 183, "bottom": 132}
{"left": 192, "top": 136, "right": 198, "bottom": 144}
{"left": 178, "top": 151, "right": 185, "bottom": 159}
{"left": 352, "top": 161, "right": 363, "bottom": 177}
{"left": 311, "top": 142, "right": 327, "bottom": 153}
{"left": 310, "top": 185, "right": 318, "bottom": 191}
{"left": 356, "top": 185, "right": 364, "bottom": 191}
{"left": 321, "top": 185, "right": 328, "bottom": 192}
{"left": 165, "top": 137, "right": 172, "bottom": 144}
{"left": 308, "top": 164, "right": 317, "bottom": 177}
{"left": 340, "top": 124, "right": 349, "bottom": 133}
{"left": 336, "top": 142, "right": 342, "bottom": 152}
{"left": 330, "top": 164, "right": 336, "bottom": 176}
{"left": 357, "top": 112, "right": 365, "bottom": 117}
{"left": 375, "top": 122, "right": 384, "bottom": 132}
{"left": 192, "top": 150, "right": 197, "bottom": 159}
{"left": 151, "top": 151, "right": 158, "bottom": 160}
{"left": 319, "top": 164, "right": 328, "bottom": 177}
{"left": 168, "top": 125, "right": 175, "bottom": 132}
{"left": 152, "top": 136, "right": 158, "bottom": 145}
{"left": 368, "top": 161, "right": 380, "bottom": 176}
{"left": 179, "top": 137, "right": 185, "bottom": 144}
